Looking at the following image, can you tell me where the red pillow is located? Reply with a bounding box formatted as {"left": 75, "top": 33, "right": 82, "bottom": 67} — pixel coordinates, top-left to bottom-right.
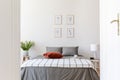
{"left": 43, "top": 52, "right": 63, "bottom": 59}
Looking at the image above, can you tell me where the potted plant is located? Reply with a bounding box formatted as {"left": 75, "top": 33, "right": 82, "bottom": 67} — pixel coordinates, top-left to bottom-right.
{"left": 21, "top": 41, "right": 34, "bottom": 56}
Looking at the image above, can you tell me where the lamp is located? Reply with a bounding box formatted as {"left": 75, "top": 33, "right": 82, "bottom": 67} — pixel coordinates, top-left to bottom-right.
{"left": 90, "top": 44, "right": 97, "bottom": 59}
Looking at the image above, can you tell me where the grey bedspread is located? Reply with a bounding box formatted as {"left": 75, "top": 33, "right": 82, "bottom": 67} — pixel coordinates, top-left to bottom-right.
{"left": 21, "top": 56, "right": 99, "bottom": 80}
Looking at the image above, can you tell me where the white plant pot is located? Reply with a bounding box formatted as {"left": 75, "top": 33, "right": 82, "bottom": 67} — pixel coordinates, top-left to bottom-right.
{"left": 22, "top": 51, "right": 29, "bottom": 56}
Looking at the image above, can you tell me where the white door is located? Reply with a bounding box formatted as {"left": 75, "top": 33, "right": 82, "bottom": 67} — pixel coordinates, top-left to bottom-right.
{"left": 100, "top": 0, "right": 120, "bottom": 80}
{"left": 0, "top": 0, "right": 20, "bottom": 80}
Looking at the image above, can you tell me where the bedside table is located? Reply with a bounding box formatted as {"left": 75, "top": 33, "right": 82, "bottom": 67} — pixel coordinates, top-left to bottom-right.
{"left": 90, "top": 59, "right": 100, "bottom": 75}
{"left": 22, "top": 56, "right": 30, "bottom": 63}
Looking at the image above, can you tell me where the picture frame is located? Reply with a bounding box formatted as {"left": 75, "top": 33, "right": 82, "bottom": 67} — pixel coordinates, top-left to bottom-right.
{"left": 54, "top": 28, "right": 62, "bottom": 38}
{"left": 67, "top": 28, "right": 74, "bottom": 38}
{"left": 66, "top": 15, "right": 74, "bottom": 25}
{"left": 54, "top": 15, "right": 62, "bottom": 25}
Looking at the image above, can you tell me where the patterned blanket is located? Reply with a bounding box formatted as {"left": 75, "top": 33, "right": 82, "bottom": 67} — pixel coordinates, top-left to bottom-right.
{"left": 21, "top": 58, "right": 94, "bottom": 69}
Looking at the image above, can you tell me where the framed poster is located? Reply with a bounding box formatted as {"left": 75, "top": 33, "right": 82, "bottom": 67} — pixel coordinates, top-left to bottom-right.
{"left": 67, "top": 28, "right": 74, "bottom": 38}
{"left": 54, "top": 15, "right": 62, "bottom": 25}
{"left": 54, "top": 28, "right": 62, "bottom": 38}
{"left": 66, "top": 15, "right": 74, "bottom": 25}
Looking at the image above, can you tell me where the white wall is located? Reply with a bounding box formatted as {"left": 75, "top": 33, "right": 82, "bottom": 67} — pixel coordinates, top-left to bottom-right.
{"left": 0, "top": 0, "right": 20, "bottom": 80}
{"left": 21, "top": 0, "right": 99, "bottom": 58}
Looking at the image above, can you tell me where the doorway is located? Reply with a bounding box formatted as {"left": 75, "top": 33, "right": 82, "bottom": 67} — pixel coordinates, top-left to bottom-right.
{"left": 20, "top": 0, "right": 100, "bottom": 79}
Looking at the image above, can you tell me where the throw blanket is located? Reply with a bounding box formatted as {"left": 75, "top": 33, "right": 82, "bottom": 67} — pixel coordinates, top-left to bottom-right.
{"left": 21, "top": 58, "right": 94, "bottom": 69}
{"left": 21, "top": 56, "right": 99, "bottom": 80}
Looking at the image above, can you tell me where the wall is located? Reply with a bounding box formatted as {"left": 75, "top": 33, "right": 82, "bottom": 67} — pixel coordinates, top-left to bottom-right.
{"left": 21, "top": 0, "right": 99, "bottom": 58}
{"left": 0, "top": 0, "right": 20, "bottom": 80}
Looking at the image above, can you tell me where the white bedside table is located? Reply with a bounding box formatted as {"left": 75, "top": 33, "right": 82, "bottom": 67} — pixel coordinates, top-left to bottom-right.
{"left": 90, "top": 59, "right": 100, "bottom": 75}
{"left": 22, "top": 56, "right": 30, "bottom": 63}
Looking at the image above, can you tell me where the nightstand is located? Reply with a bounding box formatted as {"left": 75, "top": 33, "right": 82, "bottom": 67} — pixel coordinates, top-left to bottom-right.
{"left": 22, "top": 56, "right": 30, "bottom": 63}
{"left": 90, "top": 59, "right": 100, "bottom": 75}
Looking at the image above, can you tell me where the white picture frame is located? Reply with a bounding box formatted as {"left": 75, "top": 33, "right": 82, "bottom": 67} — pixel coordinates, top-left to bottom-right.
{"left": 55, "top": 15, "right": 62, "bottom": 25}
{"left": 54, "top": 28, "right": 62, "bottom": 38}
{"left": 66, "top": 15, "right": 74, "bottom": 25}
{"left": 67, "top": 28, "right": 74, "bottom": 38}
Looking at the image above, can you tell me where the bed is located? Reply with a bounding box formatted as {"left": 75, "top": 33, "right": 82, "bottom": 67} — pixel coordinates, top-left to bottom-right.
{"left": 21, "top": 56, "right": 99, "bottom": 80}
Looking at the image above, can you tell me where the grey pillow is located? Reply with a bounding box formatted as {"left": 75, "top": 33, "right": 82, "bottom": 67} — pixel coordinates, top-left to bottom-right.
{"left": 62, "top": 47, "right": 78, "bottom": 56}
{"left": 46, "top": 47, "right": 62, "bottom": 53}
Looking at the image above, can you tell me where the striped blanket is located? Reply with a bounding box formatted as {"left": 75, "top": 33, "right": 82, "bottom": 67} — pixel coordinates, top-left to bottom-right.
{"left": 21, "top": 58, "right": 94, "bottom": 69}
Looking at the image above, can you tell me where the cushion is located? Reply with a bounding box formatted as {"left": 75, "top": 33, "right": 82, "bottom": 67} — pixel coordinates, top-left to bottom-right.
{"left": 62, "top": 47, "right": 78, "bottom": 56}
{"left": 43, "top": 52, "right": 63, "bottom": 58}
{"left": 46, "top": 47, "right": 62, "bottom": 53}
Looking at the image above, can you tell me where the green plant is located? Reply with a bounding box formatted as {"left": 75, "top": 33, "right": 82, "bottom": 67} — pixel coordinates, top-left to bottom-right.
{"left": 21, "top": 41, "right": 34, "bottom": 51}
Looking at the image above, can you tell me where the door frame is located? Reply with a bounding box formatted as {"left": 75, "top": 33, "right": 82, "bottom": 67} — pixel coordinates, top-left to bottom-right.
{"left": 12, "top": 0, "right": 20, "bottom": 80}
